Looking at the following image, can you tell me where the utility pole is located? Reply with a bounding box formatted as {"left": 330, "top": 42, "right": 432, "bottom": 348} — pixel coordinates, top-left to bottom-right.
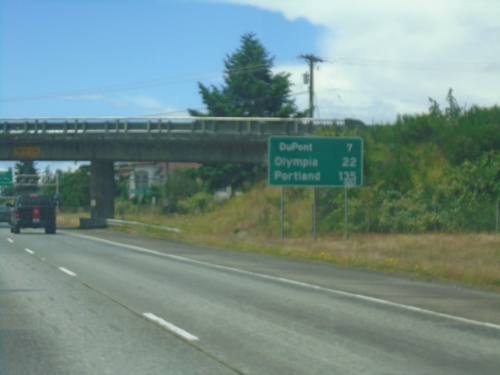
{"left": 299, "top": 54, "right": 324, "bottom": 118}
{"left": 299, "top": 54, "right": 323, "bottom": 241}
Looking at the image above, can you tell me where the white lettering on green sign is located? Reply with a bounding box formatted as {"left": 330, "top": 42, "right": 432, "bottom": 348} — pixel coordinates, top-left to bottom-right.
{"left": 279, "top": 142, "right": 313, "bottom": 152}
{"left": 274, "top": 156, "right": 318, "bottom": 169}
{"left": 274, "top": 171, "right": 321, "bottom": 182}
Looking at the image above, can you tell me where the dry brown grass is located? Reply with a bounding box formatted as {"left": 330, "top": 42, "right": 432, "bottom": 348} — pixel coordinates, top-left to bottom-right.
{"left": 56, "top": 212, "right": 83, "bottom": 228}
{"left": 110, "top": 221, "right": 500, "bottom": 291}
{"left": 58, "top": 197, "right": 500, "bottom": 291}
{"left": 272, "top": 233, "right": 500, "bottom": 289}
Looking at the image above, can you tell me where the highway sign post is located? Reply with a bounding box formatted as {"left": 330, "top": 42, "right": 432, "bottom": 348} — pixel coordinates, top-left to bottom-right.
{"left": 268, "top": 136, "right": 363, "bottom": 240}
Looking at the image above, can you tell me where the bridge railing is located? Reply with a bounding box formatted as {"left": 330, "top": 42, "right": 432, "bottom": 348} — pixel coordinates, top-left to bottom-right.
{"left": 0, "top": 117, "right": 343, "bottom": 136}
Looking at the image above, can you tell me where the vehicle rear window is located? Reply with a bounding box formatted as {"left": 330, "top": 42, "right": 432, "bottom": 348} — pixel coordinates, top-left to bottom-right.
{"left": 18, "top": 195, "right": 52, "bottom": 206}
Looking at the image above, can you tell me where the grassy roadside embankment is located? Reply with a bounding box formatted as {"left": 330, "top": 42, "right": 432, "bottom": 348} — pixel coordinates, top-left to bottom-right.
{"left": 58, "top": 185, "right": 500, "bottom": 291}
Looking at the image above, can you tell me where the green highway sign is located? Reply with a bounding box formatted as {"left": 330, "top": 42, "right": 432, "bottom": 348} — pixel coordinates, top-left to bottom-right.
{"left": 0, "top": 171, "right": 13, "bottom": 187}
{"left": 268, "top": 136, "right": 363, "bottom": 187}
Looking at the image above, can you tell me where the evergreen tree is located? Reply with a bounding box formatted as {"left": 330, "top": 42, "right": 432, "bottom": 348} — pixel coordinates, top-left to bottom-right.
{"left": 189, "top": 33, "right": 305, "bottom": 192}
{"left": 189, "top": 33, "right": 303, "bottom": 118}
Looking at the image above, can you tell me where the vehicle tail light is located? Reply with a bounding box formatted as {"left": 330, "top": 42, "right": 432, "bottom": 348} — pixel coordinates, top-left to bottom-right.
{"left": 33, "top": 206, "right": 41, "bottom": 223}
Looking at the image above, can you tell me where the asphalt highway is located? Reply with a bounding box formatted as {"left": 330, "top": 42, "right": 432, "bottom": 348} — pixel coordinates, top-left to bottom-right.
{"left": 1, "top": 226, "right": 499, "bottom": 374}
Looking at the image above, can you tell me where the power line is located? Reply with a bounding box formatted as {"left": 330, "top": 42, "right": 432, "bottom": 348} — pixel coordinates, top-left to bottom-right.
{"left": 0, "top": 61, "right": 277, "bottom": 104}
{"left": 2, "top": 57, "right": 495, "bottom": 105}
{"left": 145, "top": 90, "right": 309, "bottom": 117}
{"left": 330, "top": 57, "right": 499, "bottom": 73}
{"left": 0, "top": 74, "right": 213, "bottom": 103}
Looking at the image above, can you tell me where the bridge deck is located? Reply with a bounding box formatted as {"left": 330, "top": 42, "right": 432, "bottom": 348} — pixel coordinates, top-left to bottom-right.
{"left": 0, "top": 117, "right": 346, "bottom": 163}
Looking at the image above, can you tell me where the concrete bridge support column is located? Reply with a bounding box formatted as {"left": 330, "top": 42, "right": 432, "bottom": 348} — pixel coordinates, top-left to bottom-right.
{"left": 90, "top": 160, "right": 115, "bottom": 219}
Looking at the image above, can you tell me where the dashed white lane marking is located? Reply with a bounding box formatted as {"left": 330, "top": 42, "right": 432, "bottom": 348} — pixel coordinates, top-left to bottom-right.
{"left": 7, "top": 238, "right": 14, "bottom": 243}
{"left": 25, "top": 248, "right": 35, "bottom": 255}
{"left": 143, "top": 313, "right": 199, "bottom": 341}
{"left": 59, "top": 267, "right": 77, "bottom": 277}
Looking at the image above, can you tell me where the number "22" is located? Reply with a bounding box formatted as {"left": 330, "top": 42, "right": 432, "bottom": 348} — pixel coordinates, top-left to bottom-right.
{"left": 342, "top": 157, "right": 357, "bottom": 167}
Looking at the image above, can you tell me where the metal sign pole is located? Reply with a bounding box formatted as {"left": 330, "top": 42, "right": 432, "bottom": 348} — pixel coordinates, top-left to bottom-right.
{"left": 280, "top": 187, "right": 284, "bottom": 241}
{"left": 313, "top": 187, "right": 317, "bottom": 241}
{"left": 345, "top": 186, "right": 349, "bottom": 239}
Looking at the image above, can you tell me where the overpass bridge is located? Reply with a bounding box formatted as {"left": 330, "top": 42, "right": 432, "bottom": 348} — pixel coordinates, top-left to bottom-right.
{"left": 1, "top": 117, "right": 342, "bottom": 220}
{"left": 0, "top": 117, "right": 343, "bottom": 162}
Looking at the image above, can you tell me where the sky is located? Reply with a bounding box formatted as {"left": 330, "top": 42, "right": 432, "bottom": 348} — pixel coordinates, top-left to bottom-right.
{"left": 1, "top": 0, "right": 499, "bottom": 172}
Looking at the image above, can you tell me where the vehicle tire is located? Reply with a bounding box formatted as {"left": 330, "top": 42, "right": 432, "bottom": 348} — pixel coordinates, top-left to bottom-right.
{"left": 13, "top": 224, "right": 20, "bottom": 234}
{"left": 45, "top": 225, "right": 56, "bottom": 234}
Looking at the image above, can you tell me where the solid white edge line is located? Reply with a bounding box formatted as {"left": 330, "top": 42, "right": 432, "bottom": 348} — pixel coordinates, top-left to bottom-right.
{"left": 143, "top": 312, "right": 199, "bottom": 341}
{"left": 69, "top": 232, "right": 500, "bottom": 331}
{"left": 25, "top": 248, "right": 35, "bottom": 255}
{"left": 59, "top": 267, "right": 77, "bottom": 277}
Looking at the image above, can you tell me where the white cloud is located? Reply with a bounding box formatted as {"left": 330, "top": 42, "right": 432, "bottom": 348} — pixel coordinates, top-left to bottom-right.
{"left": 127, "top": 96, "right": 163, "bottom": 111}
{"left": 126, "top": 96, "right": 187, "bottom": 116}
{"left": 213, "top": 0, "right": 500, "bottom": 122}
{"left": 82, "top": 94, "right": 184, "bottom": 116}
